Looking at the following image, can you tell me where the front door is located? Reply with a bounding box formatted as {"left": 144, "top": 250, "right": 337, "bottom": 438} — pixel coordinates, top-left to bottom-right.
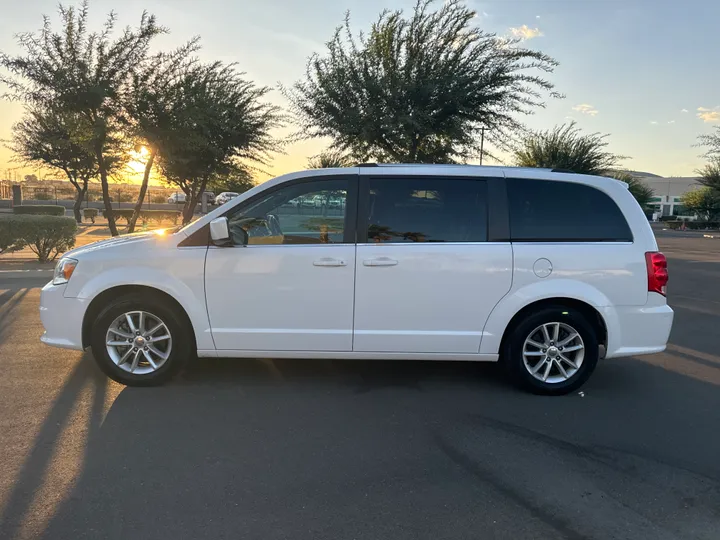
{"left": 205, "top": 175, "right": 357, "bottom": 352}
{"left": 353, "top": 175, "right": 513, "bottom": 354}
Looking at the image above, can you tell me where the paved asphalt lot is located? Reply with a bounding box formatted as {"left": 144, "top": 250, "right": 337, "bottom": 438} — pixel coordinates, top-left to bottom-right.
{"left": 1, "top": 232, "right": 719, "bottom": 540}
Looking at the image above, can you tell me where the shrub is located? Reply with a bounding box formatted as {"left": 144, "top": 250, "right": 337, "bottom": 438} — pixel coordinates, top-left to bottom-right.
{"left": 103, "top": 209, "right": 181, "bottom": 225}
{"left": 83, "top": 208, "right": 99, "bottom": 223}
{"left": 665, "top": 221, "right": 720, "bottom": 230}
{"left": 13, "top": 205, "right": 65, "bottom": 216}
{"left": 0, "top": 215, "right": 77, "bottom": 262}
{"left": 150, "top": 194, "right": 167, "bottom": 204}
{"left": 33, "top": 191, "right": 53, "bottom": 201}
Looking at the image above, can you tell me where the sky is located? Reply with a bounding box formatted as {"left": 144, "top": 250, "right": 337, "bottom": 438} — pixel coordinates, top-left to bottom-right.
{"left": 1, "top": 0, "right": 718, "bottom": 183}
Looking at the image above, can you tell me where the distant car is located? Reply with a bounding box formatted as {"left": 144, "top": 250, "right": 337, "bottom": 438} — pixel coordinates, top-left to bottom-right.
{"left": 215, "top": 192, "right": 239, "bottom": 205}
{"left": 167, "top": 193, "right": 186, "bottom": 204}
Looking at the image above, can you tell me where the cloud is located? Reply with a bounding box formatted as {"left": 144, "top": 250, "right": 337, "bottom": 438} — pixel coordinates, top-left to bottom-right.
{"left": 572, "top": 104, "right": 599, "bottom": 116}
{"left": 668, "top": 120, "right": 675, "bottom": 124}
{"left": 509, "top": 25, "right": 543, "bottom": 40}
{"left": 697, "top": 107, "right": 720, "bottom": 123}
{"left": 536, "top": 15, "right": 541, "bottom": 19}
{"left": 650, "top": 121, "right": 658, "bottom": 125}
{"left": 681, "top": 109, "right": 689, "bottom": 113}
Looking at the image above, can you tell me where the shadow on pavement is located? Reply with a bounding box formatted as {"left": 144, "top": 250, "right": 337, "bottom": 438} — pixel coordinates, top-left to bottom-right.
{"left": 25, "top": 355, "right": 720, "bottom": 540}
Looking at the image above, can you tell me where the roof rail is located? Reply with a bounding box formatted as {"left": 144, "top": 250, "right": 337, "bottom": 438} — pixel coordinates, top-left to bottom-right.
{"left": 356, "top": 163, "right": 378, "bottom": 167}
{"left": 550, "top": 168, "right": 576, "bottom": 173}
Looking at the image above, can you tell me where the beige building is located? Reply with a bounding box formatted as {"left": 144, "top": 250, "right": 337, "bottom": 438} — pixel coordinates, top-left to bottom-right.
{"left": 627, "top": 171, "right": 702, "bottom": 218}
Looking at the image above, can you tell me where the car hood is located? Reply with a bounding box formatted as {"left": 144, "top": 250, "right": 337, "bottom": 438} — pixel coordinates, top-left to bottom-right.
{"left": 62, "top": 231, "right": 162, "bottom": 260}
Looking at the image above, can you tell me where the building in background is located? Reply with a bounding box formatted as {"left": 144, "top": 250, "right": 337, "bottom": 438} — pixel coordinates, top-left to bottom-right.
{"left": 625, "top": 171, "right": 701, "bottom": 219}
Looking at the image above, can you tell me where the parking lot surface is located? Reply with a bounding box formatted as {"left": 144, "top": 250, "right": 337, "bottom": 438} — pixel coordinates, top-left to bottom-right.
{"left": 0, "top": 234, "right": 719, "bottom": 540}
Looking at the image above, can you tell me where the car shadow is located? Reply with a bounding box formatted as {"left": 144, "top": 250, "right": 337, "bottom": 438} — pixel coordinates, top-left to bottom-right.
{"left": 18, "top": 351, "right": 720, "bottom": 540}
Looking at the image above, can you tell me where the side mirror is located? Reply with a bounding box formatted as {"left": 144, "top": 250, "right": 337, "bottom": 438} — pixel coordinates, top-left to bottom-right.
{"left": 210, "top": 217, "right": 237, "bottom": 246}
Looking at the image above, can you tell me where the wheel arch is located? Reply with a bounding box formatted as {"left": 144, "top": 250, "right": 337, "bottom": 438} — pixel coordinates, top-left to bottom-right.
{"left": 497, "top": 298, "right": 608, "bottom": 359}
{"left": 82, "top": 285, "right": 196, "bottom": 349}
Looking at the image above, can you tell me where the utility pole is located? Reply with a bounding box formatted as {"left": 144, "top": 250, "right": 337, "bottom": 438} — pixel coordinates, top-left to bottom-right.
{"left": 479, "top": 127, "right": 485, "bottom": 165}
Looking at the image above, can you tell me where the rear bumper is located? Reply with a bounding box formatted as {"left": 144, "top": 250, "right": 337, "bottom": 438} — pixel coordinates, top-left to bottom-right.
{"left": 602, "top": 294, "right": 674, "bottom": 358}
{"left": 39, "top": 282, "right": 88, "bottom": 351}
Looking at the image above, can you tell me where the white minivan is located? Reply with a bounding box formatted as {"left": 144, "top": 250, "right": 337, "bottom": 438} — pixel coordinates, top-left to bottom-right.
{"left": 40, "top": 165, "right": 673, "bottom": 394}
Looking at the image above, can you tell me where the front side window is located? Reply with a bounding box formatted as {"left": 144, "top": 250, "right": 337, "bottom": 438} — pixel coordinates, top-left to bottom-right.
{"left": 226, "top": 178, "right": 349, "bottom": 245}
{"left": 507, "top": 178, "right": 633, "bottom": 242}
{"left": 364, "top": 177, "right": 488, "bottom": 243}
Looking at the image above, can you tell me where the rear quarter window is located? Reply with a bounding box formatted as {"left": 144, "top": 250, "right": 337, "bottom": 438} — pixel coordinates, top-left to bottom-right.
{"left": 507, "top": 178, "right": 633, "bottom": 242}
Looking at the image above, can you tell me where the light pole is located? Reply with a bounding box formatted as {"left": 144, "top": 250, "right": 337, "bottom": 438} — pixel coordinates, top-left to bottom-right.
{"left": 479, "top": 127, "right": 485, "bottom": 165}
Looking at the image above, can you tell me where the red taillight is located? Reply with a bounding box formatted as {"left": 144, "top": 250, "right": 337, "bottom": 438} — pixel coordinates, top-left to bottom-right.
{"left": 646, "top": 252, "right": 668, "bottom": 296}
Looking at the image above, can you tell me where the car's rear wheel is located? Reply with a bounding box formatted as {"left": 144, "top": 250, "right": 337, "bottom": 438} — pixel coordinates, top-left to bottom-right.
{"left": 90, "top": 294, "right": 192, "bottom": 386}
{"left": 504, "top": 306, "right": 599, "bottom": 395}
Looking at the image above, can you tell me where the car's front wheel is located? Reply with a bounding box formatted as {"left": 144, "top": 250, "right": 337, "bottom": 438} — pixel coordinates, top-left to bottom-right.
{"left": 90, "top": 294, "right": 192, "bottom": 386}
{"left": 504, "top": 306, "right": 599, "bottom": 395}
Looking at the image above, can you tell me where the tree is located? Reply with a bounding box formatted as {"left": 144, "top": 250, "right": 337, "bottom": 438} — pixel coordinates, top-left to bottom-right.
{"left": 11, "top": 106, "right": 97, "bottom": 222}
{"left": 696, "top": 160, "right": 720, "bottom": 193}
{"left": 123, "top": 41, "right": 200, "bottom": 233}
{"left": 611, "top": 171, "right": 654, "bottom": 210}
{"left": 285, "top": 0, "right": 560, "bottom": 164}
{"left": 514, "top": 122, "right": 623, "bottom": 175}
{"left": 307, "top": 150, "right": 355, "bottom": 169}
{"left": 681, "top": 187, "right": 720, "bottom": 221}
{"left": 155, "top": 62, "right": 282, "bottom": 223}
{"left": 513, "top": 122, "right": 654, "bottom": 207}
{"left": 0, "top": 2, "right": 165, "bottom": 236}
{"left": 697, "top": 126, "right": 720, "bottom": 161}
{"left": 206, "top": 163, "right": 257, "bottom": 195}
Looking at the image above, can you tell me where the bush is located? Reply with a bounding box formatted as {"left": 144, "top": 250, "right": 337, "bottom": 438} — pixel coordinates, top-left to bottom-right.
{"left": 13, "top": 205, "right": 65, "bottom": 216}
{"left": 33, "top": 191, "right": 53, "bottom": 201}
{"left": 0, "top": 215, "right": 77, "bottom": 262}
{"left": 83, "top": 208, "right": 99, "bottom": 223}
{"left": 150, "top": 194, "right": 168, "bottom": 204}
{"left": 103, "top": 209, "right": 180, "bottom": 225}
{"left": 665, "top": 221, "right": 720, "bottom": 230}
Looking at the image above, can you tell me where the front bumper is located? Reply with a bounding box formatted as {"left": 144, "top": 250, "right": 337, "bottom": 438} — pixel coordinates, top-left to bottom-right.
{"left": 39, "top": 281, "right": 89, "bottom": 351}
{"left": 602, "top": 294, "right": 674, "bottom": 358}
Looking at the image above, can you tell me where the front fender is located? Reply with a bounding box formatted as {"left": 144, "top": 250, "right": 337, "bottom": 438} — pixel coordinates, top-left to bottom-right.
{"left": 479, "top": 279, "right": 613, "bottom": 355}
{"left": 69, "top": 262, "right": 214, "bottom": 351}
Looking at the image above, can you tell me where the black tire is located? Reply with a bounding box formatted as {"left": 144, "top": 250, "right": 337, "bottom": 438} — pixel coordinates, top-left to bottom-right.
{"left": 504, "top": 306, "right": 599, "bottom": 396}
{"left": 90, "top": 293, "right": 193, "bottom": 386}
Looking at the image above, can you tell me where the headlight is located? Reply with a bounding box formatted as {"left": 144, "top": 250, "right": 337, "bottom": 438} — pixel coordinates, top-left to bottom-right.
{"left": 53, "top": 258, "right": 78, "bottom": 285}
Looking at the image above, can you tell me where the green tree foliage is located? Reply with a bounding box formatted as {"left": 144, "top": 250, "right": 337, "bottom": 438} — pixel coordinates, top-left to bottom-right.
{"left": 681, "top": 187, "right": 720, "bottom": 221}
{"left": 697, "top": 126, "right": 720, "bottom": 161}
{"left": 514, "top": 122, "right": 623, "bottom": 175}
{"left": 0, "top": 1, "right": 165, "bottom": 236}
{"left": 11, "top": 106, "right": 97, "bottom": 223}
{"left": 696, "top": 160, "right": 720, "bottom": 193}
{"left": 207, "top": 163, "right": 257, "bottom": 195}
{"left": 155, "top": 62, "right": 282, "bottom": 223}
{"left": 285, "top": 0, "right": 560, "bottom": 164}
{"left": 611, "top": 171, "right": 655, "bottom": 210}
{"left": 307, "top": 151, "right": 355, "bottom": 169}
{"left": 514, "top": 122, "right": 654, "bottom": 207}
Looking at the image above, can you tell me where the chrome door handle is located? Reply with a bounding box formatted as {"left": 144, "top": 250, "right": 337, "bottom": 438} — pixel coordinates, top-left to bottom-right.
{"left": 363, "top": 257, "right": 398, "bottom": 267}
{"left": 313, "top": 258, "right": 347, "bottom": 267}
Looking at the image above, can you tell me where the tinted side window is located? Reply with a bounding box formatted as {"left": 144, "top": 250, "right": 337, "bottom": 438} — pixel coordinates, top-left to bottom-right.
{"left": 227, "top": 178, "right": 349, "bottom": 245}
{"left": 365, "top": 178, "right": 488, "bottom": 243}
{"left": 507, "top": 178, "right": 633, "bottom": 242}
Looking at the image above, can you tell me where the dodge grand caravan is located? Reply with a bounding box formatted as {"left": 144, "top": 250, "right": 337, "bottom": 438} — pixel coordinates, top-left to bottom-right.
{"left": 39, "top": 165, "right": 673, "bottom": 394}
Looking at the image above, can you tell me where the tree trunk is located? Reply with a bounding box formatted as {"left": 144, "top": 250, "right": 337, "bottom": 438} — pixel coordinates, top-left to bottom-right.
{"left": 95, "top": 146, "right": 119, "bottom": 236}
{"left": 182, "top": 177, "right": 209, "bottom": 224}
{"left": 73, "top": 184, "right": 88, "bottom": 224}
{"left": 128, "top": 150, "right": 156, "bottom": 234}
